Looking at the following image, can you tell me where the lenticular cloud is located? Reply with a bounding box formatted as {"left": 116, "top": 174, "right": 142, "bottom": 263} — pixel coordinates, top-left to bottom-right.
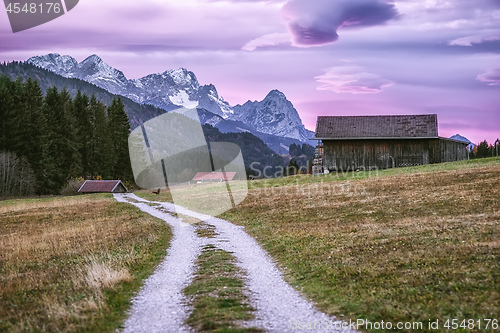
{"left": 315, "top": 66, "right": 395, "bottom": 94}
{"left": 282, "top": 0, "right": 399, "bottom": 46}
{"left": 476, "top": 68, "right": 500, "bottom": 86}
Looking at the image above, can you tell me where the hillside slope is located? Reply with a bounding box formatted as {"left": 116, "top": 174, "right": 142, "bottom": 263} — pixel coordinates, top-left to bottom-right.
{"left": 221, "top": 157, "right": 500, "bottom": 329}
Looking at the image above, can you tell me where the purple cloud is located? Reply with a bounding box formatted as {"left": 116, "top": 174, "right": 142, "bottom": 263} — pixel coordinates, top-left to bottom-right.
{"left": 477, "top": 68, "right": 500, "bottom": 86}
{"left": 315, "top": 66, "right": 395, "bottom": 94}
{"left": 242, "top": 33, "right": 291, "bottom": 51}
{"left": 449, "top": 35, "right": 500, "bottom": 47}
{"left": 282, "top": 0, "right": 399, "bottom": 46}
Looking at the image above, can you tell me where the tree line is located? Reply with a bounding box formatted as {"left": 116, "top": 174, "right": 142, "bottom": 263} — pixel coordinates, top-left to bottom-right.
{"left": 0, "top": 76, "right": 132, "bottom": 197}
{"left": 470, "top": 140, "right": 500, "bottom": 159}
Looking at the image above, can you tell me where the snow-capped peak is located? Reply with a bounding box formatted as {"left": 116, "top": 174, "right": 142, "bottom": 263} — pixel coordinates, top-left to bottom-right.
{"left": 164, "top": 68, "right": 198, "bottom": 87}
{"left": 450, "top": 134, "right": 471, "bottom": 143}
{"left": 266, "top": 89, "right": 287, "bottom": 99}
{"left": 82, "top": 54, "right": 102, "bottom": 64}
{"left": 27, "top": 53, "right": 78, "bottom": 75}
{"left": 197, "top": 83, "right": 234, "bottom": 118}
{"left": 78, "top": 54, "right": 125, "bottom": 79}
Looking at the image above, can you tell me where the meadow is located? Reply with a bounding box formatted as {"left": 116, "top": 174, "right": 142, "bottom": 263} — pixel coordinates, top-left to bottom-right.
{"left": 1, "top": 157, "right": 498, "bottom": 332}
{"left": 0, "top": 194, "right": 171, "bottom": 332}
{"left": 140, "top": 157, "right": 500, "bottom": 332}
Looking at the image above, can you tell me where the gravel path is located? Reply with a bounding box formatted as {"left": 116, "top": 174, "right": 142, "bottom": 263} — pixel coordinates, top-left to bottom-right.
{"left": 115, "top": 193, "right": 356, "bottom": 333}
{"left": 114, "top": 194, "right": 200, "bottom": 333}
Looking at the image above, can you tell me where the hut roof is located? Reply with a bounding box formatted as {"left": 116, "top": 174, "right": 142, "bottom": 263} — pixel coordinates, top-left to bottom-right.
{"left": 315, "top": 114, "right": 438, "bottom": 140}
{"left": 78, "top": 180, "right": 127, "bottom": 193}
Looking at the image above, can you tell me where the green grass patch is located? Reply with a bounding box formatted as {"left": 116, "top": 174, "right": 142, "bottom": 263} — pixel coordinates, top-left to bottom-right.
{"left": 134, "top": 189, "right": 173, "bottom": 203}
{"left": 0, "top": 194, "right": 171, "bottom": 332}
{"left": 184, "top": 244, "right": 261, "bottom": 333}
{"left": 193, "top": 222, "right": 218, "bottom": 238}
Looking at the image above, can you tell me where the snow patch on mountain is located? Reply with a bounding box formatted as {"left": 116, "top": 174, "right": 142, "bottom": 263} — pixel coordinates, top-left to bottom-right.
{"left": 169, "top": 90, "right": 199, "bottom": 109}
{"left": 28, "top": 54, "right": 200, "bottom": 112}
{"left": 167, "top": 68, "right": 196, "bottom": 87}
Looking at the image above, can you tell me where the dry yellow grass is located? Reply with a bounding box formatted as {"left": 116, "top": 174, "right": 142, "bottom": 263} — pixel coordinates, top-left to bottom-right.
{"left": 84, "top": 258, "right": 132, "bottom": 290}
{"left": 0, "top": 195, "right": 100, "bottom": 214}
{"left": 0, "top": 194, "right": 171, "bottom": 332}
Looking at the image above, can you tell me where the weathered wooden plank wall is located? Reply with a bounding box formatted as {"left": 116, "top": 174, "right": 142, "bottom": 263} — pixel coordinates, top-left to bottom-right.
{"left": 323, "top": 139, "right": 467, "bottom": 171}
{"left": 438, "top": 139, "right": 468, "bottom": 162}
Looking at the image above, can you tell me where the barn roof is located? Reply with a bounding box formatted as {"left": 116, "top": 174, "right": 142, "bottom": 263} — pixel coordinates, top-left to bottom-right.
{"left": 315, "top": 115, "right": 438, "bottom": 140}
{"left": 78, "top": 180, "right": 127, "bottom": 193}
{"left": 192, "top": 172, "right": 237, "bottom": 181}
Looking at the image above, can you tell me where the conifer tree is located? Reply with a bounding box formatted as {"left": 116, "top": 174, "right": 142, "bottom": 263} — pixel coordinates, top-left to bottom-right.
{"left": 107, "top": 98, "right": 132, "bottom": 181}
{"left": 73, "top": 90, "right": 92, "bottom": 177}
{"left": 19, "top": 78, "right": 47, "bottom": 193}
{"left": 3, "top": 78, "right": 25, "bottom": 153}
{"left": 89, "top": 94, "right": 113, "bottom": 178}
{"left": 43, "top": 86, "right": 67, "bottom": 193}
{"left": 44, "top": 86, "right": 81, "bottom": 192}
{"left": 287, "top": 158, "right": 300, "bottom": 176}
{"left": 59, "top": 88, "right": 82, "bottom": 178}
{"left": 0, "top": 76, "right": 137, "bottom": 195}
{"left": 476, "top": 140, "right": 490, "bottom": 158}
{"left": 0, "top": 76, "right": 15, "bottom": 151}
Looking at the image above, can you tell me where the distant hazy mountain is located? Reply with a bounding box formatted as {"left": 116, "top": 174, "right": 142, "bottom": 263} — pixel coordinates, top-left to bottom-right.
{"left": 27, "top": 53, "right": 313, "bottom": 143}
{"left": 449, "top": 134, "right": 471, "bottom": 143}
{"left": 450, "top": 134, "right": 475, "bottom": 150}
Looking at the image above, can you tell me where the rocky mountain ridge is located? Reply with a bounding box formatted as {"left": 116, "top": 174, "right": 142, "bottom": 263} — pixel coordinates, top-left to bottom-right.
{"left": 27, "top": 53, "right": 314, "bottom": 142}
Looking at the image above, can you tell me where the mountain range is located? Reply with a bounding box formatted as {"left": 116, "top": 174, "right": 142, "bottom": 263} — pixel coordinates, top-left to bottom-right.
{"left": 0, "top": 61, "right": 309, "bottom": 176}
{"left": 26, "top": 54, "right": 314, "bottom": 148}
{"left": 6, "top": 54, "right": 469, "bottom": 164}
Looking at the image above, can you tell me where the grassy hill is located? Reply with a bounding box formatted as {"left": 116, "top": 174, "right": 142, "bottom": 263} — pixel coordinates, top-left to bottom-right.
{"left": 140, "top": 157, "right": 500, "bottom": 332}
{"left": 222, "top": 157, "right": 500, "bottom": 331}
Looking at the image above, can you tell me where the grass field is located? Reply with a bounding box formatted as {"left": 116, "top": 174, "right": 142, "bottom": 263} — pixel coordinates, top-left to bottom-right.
{"left": 138, "top": 157, "right": 500, "bottom": 332}
{"left": 1, "top": 157, "right": 498, "bottom": 332}
{"left": 0, "top": 194, "right": 171, "bottom": 332}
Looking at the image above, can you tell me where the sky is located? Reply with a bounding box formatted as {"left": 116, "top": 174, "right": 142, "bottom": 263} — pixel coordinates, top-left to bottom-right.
{"left": 1, "top": 0, "right": 499, "bottom": 144}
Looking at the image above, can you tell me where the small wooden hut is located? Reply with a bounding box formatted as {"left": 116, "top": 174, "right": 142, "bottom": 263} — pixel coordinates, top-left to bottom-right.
{"left": 78, "top": 180, "right": 128, "bottom": 194}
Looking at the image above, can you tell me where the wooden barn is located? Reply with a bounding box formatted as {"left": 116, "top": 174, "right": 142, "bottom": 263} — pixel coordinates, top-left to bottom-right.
{"left": 78, "top": 180, "right": 128, "bottom": 194}
{"left": 314, "top": 114, "right": 469, "bottom": 171}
